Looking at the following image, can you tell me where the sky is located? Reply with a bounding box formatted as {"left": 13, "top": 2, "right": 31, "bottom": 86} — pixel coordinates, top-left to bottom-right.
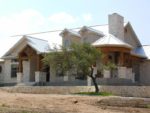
{"left": 0, "top": 0, "right": 150, "bottom": 57}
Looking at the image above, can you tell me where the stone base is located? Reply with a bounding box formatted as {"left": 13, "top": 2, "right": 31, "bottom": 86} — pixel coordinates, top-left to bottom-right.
{"left": 17, "top": 72, "right": 23, "bottom": 83}
{"left": 35, "top": 71, "right": 46, "bottom": 83}
{"left": 87, "top": 76, "right": 92, "bottom": 86}
{"left": 118, "top": 67, "right": 126, "bottom": 78}
{"left": 103, "top": 70, "right": 110, "bottom": 78}
{"left": 64, "top": 75, "right": 69, "bottom": 81}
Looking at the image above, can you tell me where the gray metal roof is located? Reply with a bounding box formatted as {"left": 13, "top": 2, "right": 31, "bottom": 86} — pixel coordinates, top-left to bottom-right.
{"left": 2, "top": 35, "right": 50, "bottom": 59}
{"left": 132, "top": 45, "right": 150, "bottom": 59}
{"left": 92, "top": 34, "right": 132, "bottom": 49}
{"left": 26, "top": 36, "right": 50, "bottom": 54}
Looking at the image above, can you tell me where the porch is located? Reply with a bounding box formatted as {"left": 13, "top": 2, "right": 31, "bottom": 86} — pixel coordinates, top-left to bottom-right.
{"left": 17, "top": 45, "right": 49, "bottom": 83}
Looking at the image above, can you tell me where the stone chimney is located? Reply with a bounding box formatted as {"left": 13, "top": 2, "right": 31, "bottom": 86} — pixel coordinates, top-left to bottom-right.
{"left": 109, "top": 13, "right": 124, "bottom": 41}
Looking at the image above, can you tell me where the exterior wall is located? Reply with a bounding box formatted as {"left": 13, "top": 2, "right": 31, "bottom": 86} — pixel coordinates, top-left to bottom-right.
{"left": 140, "top": 60, "right": 150, "bottom": 85}
{"left": 10, "top": 41, "right": 26, "bottom": 57}
{"left": 62, "top": 33, "right": 80, "bottom": 47}
{"left": 124, "top": 26, "right": 139, "bottom": 49}
{"left": 109, "top": 13, "right": 124, "bottom": 41}
{"left": 81, "top": 32, "right": 100, "bottom": 44}
{"left": 0, "top": 62, "right": 4, "bottom": 83}
{"left": 3, "top": 60, "right": 17, "bottom": 83}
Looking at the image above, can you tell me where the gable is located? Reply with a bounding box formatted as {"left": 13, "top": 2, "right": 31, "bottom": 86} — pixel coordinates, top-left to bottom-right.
{"left": 2, "top": 36, "right": 50, "bottom": 59}
{"left": 124, "top": 22, "right": 141, "bottom": 49}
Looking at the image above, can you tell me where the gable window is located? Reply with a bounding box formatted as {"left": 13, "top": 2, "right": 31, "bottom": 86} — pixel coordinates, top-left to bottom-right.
{"left": 64, "top": 39, "right": 70, "bottom": 47}
{"left": 11, "top": 64, "right": 17, "bottom": 78}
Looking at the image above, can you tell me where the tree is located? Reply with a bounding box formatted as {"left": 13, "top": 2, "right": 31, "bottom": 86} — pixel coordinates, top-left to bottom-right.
{"left": 70, "top": 43, "right": 102, "bottom": 93}
{"left": 43, "top": 43, "right": 103, "bottom": 93}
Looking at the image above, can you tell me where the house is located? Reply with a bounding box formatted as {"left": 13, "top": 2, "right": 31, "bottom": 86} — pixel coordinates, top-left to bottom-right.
{"left": 0, "top": 13, "right": 150, "bottom": 86}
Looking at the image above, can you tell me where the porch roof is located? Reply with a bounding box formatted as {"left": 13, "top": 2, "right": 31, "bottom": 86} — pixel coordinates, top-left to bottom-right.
{"left": 92, "top": 34, "right": 132, "bottom": 49}
{"left": 2, "top": 35, "right": 50, "bottom": 59}
{"left": 132, "top": 45, "right": 150, "bottom": 59}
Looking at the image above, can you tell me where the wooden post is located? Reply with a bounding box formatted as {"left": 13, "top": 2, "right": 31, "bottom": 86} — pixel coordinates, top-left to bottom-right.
{"left": 119, "top": 52, "right": 124, "bottom": 66}
{"left": 37, "top": 55, "right": 41, "bottom": 71}
{"left": 18, "top": 58, "right": 23, "bottom": 72}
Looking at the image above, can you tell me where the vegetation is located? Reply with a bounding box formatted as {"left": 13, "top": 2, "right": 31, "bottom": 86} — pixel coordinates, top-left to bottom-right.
{"left": 43, "top": 43, "right": 103, "bottom": 93}
{"left": 75, "top": 92, "right": 113, "bottom": 96}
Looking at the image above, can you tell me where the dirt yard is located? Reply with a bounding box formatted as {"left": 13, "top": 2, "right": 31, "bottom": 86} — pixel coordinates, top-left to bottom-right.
{"left": 0, "top": 89, "right": 149, "bottom": 113}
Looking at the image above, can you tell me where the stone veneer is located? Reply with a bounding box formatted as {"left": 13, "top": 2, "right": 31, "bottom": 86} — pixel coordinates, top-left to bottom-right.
{"left": 1, "top": 86, "right": 150, "bottom": 98}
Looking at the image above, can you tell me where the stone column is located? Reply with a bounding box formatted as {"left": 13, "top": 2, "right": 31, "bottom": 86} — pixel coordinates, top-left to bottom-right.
{"left": 103, "top": 70, "right": 111, "bottom": 78}
{"left": 17, "top": 72, "right": 23, "bottom": 83}
{"left": 87, "top": 76, "right": 92, "bottom": 86}
{"left": 50, "top": 66, "right": 56, "bottom": 82}
{"left": 64, "top": 71, "right": 70, "bottom": 81}
{"left": 118, "top": 66, "right": 126, "bottom": 78}
{"left": 35, "top": 71, "right": 46, "bottom": 82}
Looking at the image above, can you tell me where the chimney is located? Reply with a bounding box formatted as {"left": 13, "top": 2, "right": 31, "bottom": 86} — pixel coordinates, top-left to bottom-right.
{"left": 108, "top": 13, "right": 124, "bottom": 41}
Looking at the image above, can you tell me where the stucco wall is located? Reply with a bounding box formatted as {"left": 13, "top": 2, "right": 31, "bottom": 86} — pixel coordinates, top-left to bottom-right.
{"left": 140, "top": 60, "right": 150, "bottom": 85}
{"left": 109, "top": 13, "right": 124, "bottom": 41}
{"left": 62, "top": 33, "right": 81, "bottom": 47}
{"left": 124, "top": 26, "right": 139, "bottom": 49}
{"left": 0, "top": 62, "right": 4, "bottom": 83}
{"left": 3, "top": 60, "right": 17, "bottom": 83}
{"left": 81, "top": 32, "right": 100, "bottom": 44}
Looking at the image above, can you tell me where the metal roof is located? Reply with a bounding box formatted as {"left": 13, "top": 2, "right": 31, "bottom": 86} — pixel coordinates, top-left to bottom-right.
{"left": 2, "top": 35, "right": 50, "bottom": 59}
{"left": 92, "top": 34, "right": 132, "bottom": 49}
{"left": 132, "top": 45, "right": 150, "bottom": 59}
{"left": 26, "top": 36, "right": 50, "bottom": 54}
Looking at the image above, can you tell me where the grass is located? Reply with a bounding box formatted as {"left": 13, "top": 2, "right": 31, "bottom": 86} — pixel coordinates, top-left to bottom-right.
{"left": 75, "top": 92, "right": 113, "bottom": 96}
{"left": 146, "top": 104, "right": 150, "bottom": 108}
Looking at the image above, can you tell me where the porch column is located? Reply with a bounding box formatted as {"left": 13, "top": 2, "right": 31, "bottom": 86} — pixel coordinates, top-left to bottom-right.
{"left": 17, "top": 58, "right": 23, "bottom": 83}
{"left": 119, "top": 52, "right": 124, "bottom": 66}
{"left": 35, "top": 55, "right": 46, "bottom": 83}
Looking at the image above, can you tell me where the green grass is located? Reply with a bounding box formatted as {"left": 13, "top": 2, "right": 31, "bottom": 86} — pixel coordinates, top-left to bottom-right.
{"left": 75, "top": 92, "right": 113, "bottom": 96}
{"left": 146, "top": 104, "right": 150, "bottom": 108}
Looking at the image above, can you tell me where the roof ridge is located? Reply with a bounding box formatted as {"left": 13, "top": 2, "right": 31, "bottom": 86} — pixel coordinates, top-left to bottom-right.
{"left": 25, "top": 35, "right": 48, "bottom": 42}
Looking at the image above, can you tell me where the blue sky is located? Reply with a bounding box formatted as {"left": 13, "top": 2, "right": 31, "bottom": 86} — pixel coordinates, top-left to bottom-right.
{"left": 0, "top": 0, "right": 150, "bottom": 56}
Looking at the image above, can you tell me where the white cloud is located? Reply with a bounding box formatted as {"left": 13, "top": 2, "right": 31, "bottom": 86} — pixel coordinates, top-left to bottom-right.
{"left": 0, "top": 9, "right": 47, "bottom": 57}
{"left": 0, "top": 9, "right": 46, "bottom": 36}
{"left": 48, "top": 12, "right": 78, "bottom": 24}
{"left": 82, "top": 13, "right": 92, "bottom": 22}
{"left": 0, "top": 10, "right": 93, "bottom": 57}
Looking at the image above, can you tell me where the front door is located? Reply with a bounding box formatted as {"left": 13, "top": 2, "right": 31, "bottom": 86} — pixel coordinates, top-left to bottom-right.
{"left": 23, "top": 60, "right": 30, "bottom": 82}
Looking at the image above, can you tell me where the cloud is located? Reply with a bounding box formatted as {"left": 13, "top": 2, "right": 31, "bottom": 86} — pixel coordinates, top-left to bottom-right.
{"left": 0, "top": 9, "right": 47, "bottom": 57}
{"left": 82, "top": 13, "right": 92, "bottom": 22}
{"left": 0, "top": 10, "right": 93, "bottom": 57}
{"left": 0, "top": 9, "right": 46, "bottom": 36}
{"left": 48, "top": 12, "right": 78, "bottom": 24}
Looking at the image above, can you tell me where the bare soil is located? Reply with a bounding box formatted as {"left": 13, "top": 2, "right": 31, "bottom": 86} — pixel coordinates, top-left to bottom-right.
{"left": 0, "top": 89, "right": 149, "bottom": 113}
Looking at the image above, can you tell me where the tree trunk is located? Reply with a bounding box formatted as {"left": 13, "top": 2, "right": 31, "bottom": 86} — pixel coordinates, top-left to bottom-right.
{"left": 90, "top": 67, "right": 99, "bottom": 93}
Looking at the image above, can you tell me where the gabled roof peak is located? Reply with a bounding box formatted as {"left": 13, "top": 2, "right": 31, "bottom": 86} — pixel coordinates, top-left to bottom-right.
{"left": 59, "top": 28, "right": 81, "bottom": 38}
{"left": 23, "top": 35, "right": 48, "bottom": 42}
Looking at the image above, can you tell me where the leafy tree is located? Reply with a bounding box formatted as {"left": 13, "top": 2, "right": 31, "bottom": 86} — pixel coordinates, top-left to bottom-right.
{"left": 70, "top": 43, "right": 102, "bottom": 93}
{"left": 43, "top": 43, "right": 103, "bottom": 93}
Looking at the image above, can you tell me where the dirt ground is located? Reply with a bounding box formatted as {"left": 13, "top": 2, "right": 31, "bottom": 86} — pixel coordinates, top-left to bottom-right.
{"left": 0, "top": 89, "right": 149, "bottom": 113}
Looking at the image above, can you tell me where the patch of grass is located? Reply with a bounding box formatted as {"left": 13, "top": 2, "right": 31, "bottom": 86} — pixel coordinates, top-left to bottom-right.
{"left": 75, "top": 92, "right": 113, "bottom": 96}
{"left": 1, "top": 103, "right": 9, "bottom": 107}
{"left": 146, "top": 104, "right": 150, "bottom": 108}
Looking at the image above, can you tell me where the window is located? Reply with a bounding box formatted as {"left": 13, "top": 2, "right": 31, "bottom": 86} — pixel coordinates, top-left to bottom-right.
{"left": 64, "top": 39, "right": 70, "bottom": 47}
{"left": 11, "top": 64, "right": 17, "bottom": 78}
